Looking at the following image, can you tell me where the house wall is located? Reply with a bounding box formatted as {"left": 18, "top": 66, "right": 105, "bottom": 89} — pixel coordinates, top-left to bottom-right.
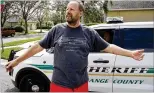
{"left": 28, "top": 23, "right": 37, "bottom": 30}
{"left": 108, "top": 9, "right": 154, "bottom": 22}
{"left": 4, "top": 22, "right": 18, "bottom": 27}
{"left": 4, "top": 22, "right": 37, "bottom": 30}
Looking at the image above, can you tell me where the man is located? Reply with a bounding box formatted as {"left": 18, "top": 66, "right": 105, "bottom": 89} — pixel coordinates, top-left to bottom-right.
{"left": 103, "top": 31, "right": 112, "bottom": 43}
{"left": 6, "top": 0, "right": 144, "bottom": 92}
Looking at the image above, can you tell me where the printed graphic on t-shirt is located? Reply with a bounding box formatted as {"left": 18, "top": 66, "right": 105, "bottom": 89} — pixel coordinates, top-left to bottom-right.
{"left": 58, "top": 36, "right": 87, "bottom": 51}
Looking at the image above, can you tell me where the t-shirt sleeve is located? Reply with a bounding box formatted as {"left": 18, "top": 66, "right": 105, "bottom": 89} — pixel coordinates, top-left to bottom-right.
{"left": 92, "top": 29, "right": 109, "bottom": 52}
{"left": 39, "top": 26, "right": 56, "bottom": 49}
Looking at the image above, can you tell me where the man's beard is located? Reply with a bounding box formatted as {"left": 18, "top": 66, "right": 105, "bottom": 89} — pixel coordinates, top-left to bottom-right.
{"left": 66, "top": 15, "right": 78, "bottom": 25}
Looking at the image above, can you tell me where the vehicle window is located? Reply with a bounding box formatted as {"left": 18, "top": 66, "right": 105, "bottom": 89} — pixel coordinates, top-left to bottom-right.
{"left": 120, "top": 28, "right": 153, "bottom": 49}
{"left": 95, "top": 29, "right": 114, "bottom": 44}
{"left": 95, "top": 29, "right": 124, "bottom": 53}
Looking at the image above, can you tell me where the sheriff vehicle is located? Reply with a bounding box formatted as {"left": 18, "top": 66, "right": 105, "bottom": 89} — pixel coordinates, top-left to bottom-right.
{"left": 7, "top": 18, "right": 154, "bottom": 92}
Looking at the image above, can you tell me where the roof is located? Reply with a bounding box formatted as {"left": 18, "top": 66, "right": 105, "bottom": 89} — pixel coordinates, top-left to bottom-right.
{"left": 7, "top": 15, "right": 37, "bottom": 23}
{"left": 7, "top": 16, "right": 20, "bottom": 23}
{"left": 109, "top": 1, "right": 154, "bottom": 10}
{"left": 89, "top": 22, "right": 154, "bottom": 29}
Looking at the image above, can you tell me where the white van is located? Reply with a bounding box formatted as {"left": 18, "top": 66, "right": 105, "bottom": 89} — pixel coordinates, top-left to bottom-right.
{"left": 8, "top": 21, "right": 154, "bottom": 92}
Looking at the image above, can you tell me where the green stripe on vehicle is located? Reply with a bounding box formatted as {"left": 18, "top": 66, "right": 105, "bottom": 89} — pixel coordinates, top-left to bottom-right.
{"left": 0, "top": 0, "right": 5, "bottom": 12}
{"left": 0, "top": 0, "right": 4, "bottom": 4}
{"left": 147, "top": 68, "right": 154, "bottom": 73}
{"left": 29, "top": 64, "right": 54, "bottom": 70}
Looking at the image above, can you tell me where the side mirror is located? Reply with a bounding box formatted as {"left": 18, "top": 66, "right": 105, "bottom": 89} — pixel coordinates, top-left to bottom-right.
{"left": 8, "top": 50, "right": 16, "bottom": 61}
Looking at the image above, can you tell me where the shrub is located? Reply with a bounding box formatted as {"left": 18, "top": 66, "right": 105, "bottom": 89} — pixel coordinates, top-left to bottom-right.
{"left": 85, "top": 23, "right": 105, "bottom": 26}
{"left": 14, "top": 25, "right": 25, "bottom": 32}
{"left": 37, "top": 26, "right": 52, "bottom": 29}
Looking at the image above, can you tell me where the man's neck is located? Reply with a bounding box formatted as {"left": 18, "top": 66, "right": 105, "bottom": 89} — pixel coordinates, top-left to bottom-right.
{"left": 67, "top": 21, "right": 81, "bottom": 28}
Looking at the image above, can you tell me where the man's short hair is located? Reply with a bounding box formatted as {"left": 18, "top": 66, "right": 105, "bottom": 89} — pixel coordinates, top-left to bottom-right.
{"left": 71, "top": 0, "right": 85, "bottom": 12}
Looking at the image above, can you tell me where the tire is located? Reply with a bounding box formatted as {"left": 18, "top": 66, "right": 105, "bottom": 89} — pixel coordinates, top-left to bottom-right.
{"left": 19, "top": 74, "right": 49, "bottom": 92}
{"left": 11, "top": 33, "right": 15, "bottom": 37}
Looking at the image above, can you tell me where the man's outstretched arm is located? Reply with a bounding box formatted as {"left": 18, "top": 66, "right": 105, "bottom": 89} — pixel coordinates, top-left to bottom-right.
{"left": 103, "top": 44, "right": 144, "bottom": 61}
{"left": 5, "top": 43, "right": 44, "bottom": 72}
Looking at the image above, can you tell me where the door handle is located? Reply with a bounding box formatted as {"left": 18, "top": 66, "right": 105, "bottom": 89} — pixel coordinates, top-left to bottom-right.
{"left": 93, "top": 59, "right": 109, "bottom": 63}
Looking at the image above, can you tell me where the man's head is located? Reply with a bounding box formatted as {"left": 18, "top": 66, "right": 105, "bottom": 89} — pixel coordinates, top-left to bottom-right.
{"left": 65, "top": 0, "right": 84, "bottom": 25}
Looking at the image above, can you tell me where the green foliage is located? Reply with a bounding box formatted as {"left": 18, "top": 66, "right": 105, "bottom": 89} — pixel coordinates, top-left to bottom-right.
{"left": 50, "top": 0, "right": 112, "bottom": 24}
{"left": 50, "top": 0, "right": 69, "bottom": 25}
{"left": 84, "top": 1, "right": 104, "bottom": 23}
{"left": 37, "top": 26, "right": 52, "bottom": 29}
{"left": 14, "top": 25, "right": 25, "bottom": 32}
{"left": 1, "top": 47, "right": 23, "bottom": 59}
{"left": 85, "top": 23, "right": 105, "bottom": 26}
{"left": 3, "top": 37, "right": 42, "bottom": 47}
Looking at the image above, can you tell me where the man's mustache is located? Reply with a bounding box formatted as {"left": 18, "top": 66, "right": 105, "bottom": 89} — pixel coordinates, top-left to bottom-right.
{"left": 66, "top": 13, "right": 72, "bottom": 17}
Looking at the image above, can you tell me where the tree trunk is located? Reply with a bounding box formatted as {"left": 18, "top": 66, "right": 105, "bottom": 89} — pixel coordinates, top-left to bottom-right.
{"left": 1, "top": 16, "right": 6, "bottom": 27}
{"left": 1, "top": 21, "right": 5, "bottom": 27}
{"left": 103, "top": 12, "right": 107, "bottom": 23}
{"left": 40, "top": 22, "right": 42, "bottom": 33}
{"left": 24, "top": 19, "right": 28, "bottom": 34}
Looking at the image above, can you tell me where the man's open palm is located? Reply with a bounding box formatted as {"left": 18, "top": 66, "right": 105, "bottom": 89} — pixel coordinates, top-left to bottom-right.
{"left": 132, "top": 49, "right": 144, "bottom": 61}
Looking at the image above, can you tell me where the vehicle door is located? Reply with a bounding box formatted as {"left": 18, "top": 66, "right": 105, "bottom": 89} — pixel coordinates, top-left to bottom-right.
{"left": 88, "top": 25, "right": 120, "bottom": 92}
{"left": 113, "top": 23, "right": 154, "bottom": 92}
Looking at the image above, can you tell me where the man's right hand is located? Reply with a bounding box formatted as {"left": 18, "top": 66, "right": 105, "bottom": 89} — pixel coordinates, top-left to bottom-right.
{"left": 5, "top": 60, "right": 18, "bottom": 72}
{"left": 5, "top": 43, "right": 44, "bottom": 72}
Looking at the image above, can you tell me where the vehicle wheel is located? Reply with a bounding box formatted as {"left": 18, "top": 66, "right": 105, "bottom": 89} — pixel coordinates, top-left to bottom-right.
{"left": 19, "top": 74, "right": 49, "bottom": 92}
{"left": 11, "top": 33, "right": 15, "bottom": 37}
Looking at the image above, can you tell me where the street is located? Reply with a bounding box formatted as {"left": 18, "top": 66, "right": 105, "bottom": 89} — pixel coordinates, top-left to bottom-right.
{"left": 0, "top": 32, "right": 47, "bottom": 92}
{"left": 2, "top": 32, "right": 46, "bottom": 43}
{"left": 0, "top": 59, "right": 19, "bottom": 92}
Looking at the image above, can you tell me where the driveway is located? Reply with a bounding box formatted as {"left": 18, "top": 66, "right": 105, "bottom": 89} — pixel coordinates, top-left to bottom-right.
{"left": 0, "top": 59, "right": 19, "bottom": 92}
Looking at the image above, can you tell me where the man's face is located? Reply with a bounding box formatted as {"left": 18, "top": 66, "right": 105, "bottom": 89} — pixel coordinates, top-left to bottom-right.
{"left": 65, "top": 1, "right": 82, "bottom": 24}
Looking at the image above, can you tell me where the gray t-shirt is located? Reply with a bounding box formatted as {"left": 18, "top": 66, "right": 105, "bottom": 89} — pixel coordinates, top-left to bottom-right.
{"left": 39, "top": 23, "right": 109, "bottom": 88}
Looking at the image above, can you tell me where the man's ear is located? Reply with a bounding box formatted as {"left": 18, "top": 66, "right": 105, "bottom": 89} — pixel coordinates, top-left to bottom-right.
{"left": 80, "top": 11, "right": 83, "bottom": 17}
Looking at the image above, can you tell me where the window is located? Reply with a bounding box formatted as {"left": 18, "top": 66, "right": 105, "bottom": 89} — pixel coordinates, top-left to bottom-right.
{"left": 95, "top": 29, "right": 114, "bottom": 44}
{"left": 120, "top": 28, "right": 153, "bottom": 49}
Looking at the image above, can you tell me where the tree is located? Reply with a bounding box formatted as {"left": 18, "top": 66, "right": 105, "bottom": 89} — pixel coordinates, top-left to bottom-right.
{"left": 50, "top": 0, "right": 112, "bottom": 24}
{"left": 51, "top": 0, "right": 69, "bottom": 24}
{"left": 50, "top": 12, "right": 61, "bottom": 25}
{"left": 1, "top": 1, "right": 17, "bottom": 27}
{"left": 35, "top": 1, "right": 47, "bottom": 33}
{"left": 42, "top": 1, "right": 53, "bottom": 29}
{"left": 100, "top": 0, "right": 113, "bottom": 22}
{"left": 17, "top": 1, "right": 40, "bottom": 34}
{"left": 82, "top": 0, "right": 113, "bottom": 23}
{"left": 84, "top": 1, "right": 103, "bottom": 23}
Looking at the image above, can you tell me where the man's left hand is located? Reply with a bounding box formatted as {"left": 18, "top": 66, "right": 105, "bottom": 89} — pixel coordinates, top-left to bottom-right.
{"left": 132, "top": 49, "right": 144, "bottom": 61}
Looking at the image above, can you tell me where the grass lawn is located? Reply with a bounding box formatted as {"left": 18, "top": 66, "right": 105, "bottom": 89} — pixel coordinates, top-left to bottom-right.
{"left": 28, "top": 30, "right": 45, "bottom": 34}
{"left": 16, "top": 30, "right": 47, "bottom": 35}
{"left": 1, "top": 47, "right": 23, "bottom": 60}
{"left": 15, "top": 31, "right": 37, "bottom": 35}
{"left": 3, "top": 37, "right": 42, "bottom": 47}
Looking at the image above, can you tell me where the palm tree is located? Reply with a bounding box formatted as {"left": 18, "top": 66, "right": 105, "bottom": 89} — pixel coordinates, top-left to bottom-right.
{"left": 102, "top": 0, "right": 113, "bottom": 22}
{"left": 81, "top": 0, "right": 113, "bottom": 23}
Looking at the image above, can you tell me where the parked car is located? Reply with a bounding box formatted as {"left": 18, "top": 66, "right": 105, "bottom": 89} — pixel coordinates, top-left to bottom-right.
{"left": 7, "top": 21, "right": 154, "bottom": 92}
{"left": 1, "top": 27, "right": 15, "bottom": 37}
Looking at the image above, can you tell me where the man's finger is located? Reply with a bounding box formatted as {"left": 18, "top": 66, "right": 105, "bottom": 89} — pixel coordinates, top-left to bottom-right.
{"left": 138, "top": 58, "right": 142, "bottom": 61}
{"left": 140, "top": 54, "right": 145, "bottom": 59}
{"left": 138, "top": 49, "right": 144, "bottom": 53}
{"left": 5, "top": 63, "right": 9, "bottom": 67}
{"left": 6, "top": 67, "right": 12, "bottom": 72}
{"left": 6, "top": 64, "right": 12, "bottom": 72}
{"left": 137, "top": 54, "right": 145, "bottom": 61}
{"left": 6, "top": 65, "right": 10, "bottom": 72}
